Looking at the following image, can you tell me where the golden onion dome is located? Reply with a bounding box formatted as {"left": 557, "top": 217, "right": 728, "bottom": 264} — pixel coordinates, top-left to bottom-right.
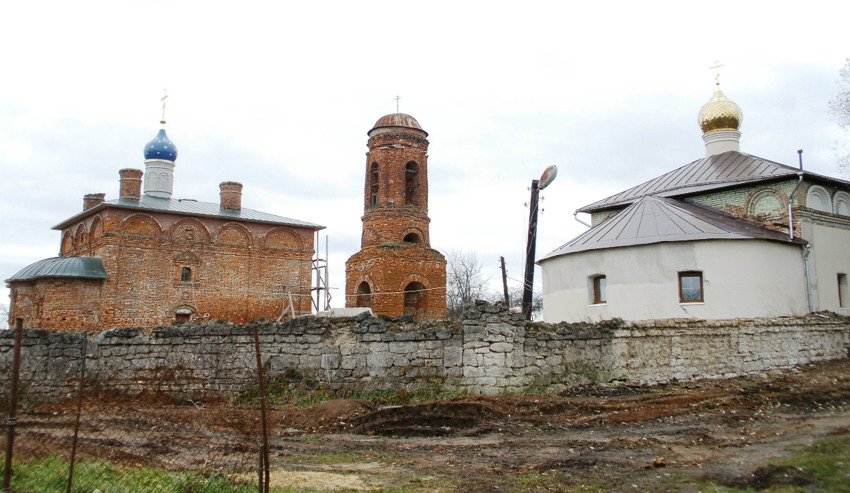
{"left": 698, "top": 85, "right": 742, "bottom": 133}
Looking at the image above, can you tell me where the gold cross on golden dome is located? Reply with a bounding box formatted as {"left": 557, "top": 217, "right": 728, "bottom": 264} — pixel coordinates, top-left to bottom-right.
{"left": 161, "top": 89, "right": 169, "bottom": 122}
{"left": 709, "top": 60, "right": 724, "bottom": 85}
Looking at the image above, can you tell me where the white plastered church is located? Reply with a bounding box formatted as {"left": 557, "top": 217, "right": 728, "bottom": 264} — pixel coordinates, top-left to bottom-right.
{"left": 540, "top": 80, "right": 850, "bottom": 322}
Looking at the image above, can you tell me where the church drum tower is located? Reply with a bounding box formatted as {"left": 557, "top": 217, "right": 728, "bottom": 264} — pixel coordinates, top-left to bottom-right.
{"left": 345, "top": 113, "right": 447, "bottom": 320}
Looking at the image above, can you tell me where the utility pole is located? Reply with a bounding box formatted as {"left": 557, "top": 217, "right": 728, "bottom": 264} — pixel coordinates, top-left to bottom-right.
{"left": 522, "top": 165, "right": 558, "bottom": 320}
{"left": 500, "top": 256, "right": 510, "bottom": 307}
{"left": 522, "top": 180, "right": 540, "bottom": 320}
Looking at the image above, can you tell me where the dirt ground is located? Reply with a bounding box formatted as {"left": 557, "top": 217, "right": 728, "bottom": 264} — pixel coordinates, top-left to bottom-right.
{"left": 13, "top": 358, "right": 850, "bottom": 492}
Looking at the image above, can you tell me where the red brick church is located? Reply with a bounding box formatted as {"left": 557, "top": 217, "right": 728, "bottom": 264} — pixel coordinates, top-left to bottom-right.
{"left": 345, "top": 113, "right": 447, "bottom": 320}
{"left": 6, "top": 119, "right": 324, "bottom": 330}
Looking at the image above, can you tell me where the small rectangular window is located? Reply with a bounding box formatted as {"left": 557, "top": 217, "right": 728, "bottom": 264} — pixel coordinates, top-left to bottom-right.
{"left": 679, "top": 271, "right": 703, "bottom": 303}
{"left": 181, "top": 267, "right": 192, "bottom": 282}
{"left": 839, "top": 273, "right": 848, "bottom": 308}
{"left": 592, "top": 275, "right": 606, "bottom": 304}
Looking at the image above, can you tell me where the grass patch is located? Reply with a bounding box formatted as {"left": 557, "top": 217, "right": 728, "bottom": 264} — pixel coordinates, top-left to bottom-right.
{"left": 507, "top": 471, "right": 608, "bottom": 493}
{"left": 343, "top": 385, "right": 464, "bottom": 407}
{"left": 237, "top": 369, "right": 463, "bottom": 408}
{"left": 701, "top": 429, "right": 850, "bottom": 492}
{"left": 5, "top": 454, "right": 260, "bottom": 493}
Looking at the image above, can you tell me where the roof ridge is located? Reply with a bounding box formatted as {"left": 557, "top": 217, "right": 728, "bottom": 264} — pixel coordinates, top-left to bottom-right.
{"left": 541, "top": 194, "right": 805, "bottom": 261}
{"left": 577, "top": 151, "right": 802, "bottom": 213}
{"left": 53, "top": 195, "right": 325, "bottom": 231}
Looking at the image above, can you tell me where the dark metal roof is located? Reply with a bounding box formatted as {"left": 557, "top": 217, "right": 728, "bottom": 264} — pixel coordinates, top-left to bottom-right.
{"left": 53, "top": 195, "right": 325, "bottom": 231}
{"left": 369, "top": 113, "right": 427, "bottom": 136}
{"left": 541, "top": 195, "right": 806, "bottom": 261}
{"left": 578, "top": 151, "right": 802, "bottom": 213}
{"left": 6, "top": 256, "right": 107, "bottom": 283}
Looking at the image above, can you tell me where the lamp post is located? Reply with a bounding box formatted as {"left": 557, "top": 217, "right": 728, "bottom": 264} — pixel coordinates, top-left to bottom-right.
{"left": 522, "top": 165, "right": 557, "bottom": 320}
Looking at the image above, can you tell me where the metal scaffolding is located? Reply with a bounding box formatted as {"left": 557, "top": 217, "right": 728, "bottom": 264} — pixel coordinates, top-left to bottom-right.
{"left": 311, "top": 232, "right": 331, "bottom": 313}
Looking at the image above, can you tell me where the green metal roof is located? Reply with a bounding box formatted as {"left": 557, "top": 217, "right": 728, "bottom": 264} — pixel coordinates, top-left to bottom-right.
{"left": 6, "top": 257, "right": 108, "bottom": 283}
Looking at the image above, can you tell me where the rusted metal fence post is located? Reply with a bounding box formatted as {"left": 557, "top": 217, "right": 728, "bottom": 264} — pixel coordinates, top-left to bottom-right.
{"left": 66, "top": 332, "right": 88, "bottom": 493}
{"left": 3, "top": 319, "right": 24, "bottom": 493}
{"left": 252, "top": 326, "right": 270, "bottom": 493}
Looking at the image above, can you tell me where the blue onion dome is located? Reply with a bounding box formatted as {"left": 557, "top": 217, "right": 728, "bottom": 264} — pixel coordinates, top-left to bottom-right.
{"left": 144, "top": 121, "right": 178, "bottom": 161}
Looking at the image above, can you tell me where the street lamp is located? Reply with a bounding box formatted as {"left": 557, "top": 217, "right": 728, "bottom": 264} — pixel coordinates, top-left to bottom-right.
{"left": 522, "top": 165, "right": 557, "bottom": 320}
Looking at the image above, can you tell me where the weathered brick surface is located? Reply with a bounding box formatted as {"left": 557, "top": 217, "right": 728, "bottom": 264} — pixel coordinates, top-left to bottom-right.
{"left": 1, "top": 302, "right": 846, "bottom": 400}
{"left": 119, "top": 168, "right": 143, "bottom": 200}
{"left": 9, "top": 206, "right": 317, "bottom": 330}
{"left": 219, "top": 181, "right": 243, "bottom": 212}
{"left": 346, "top": 119, "right": 446, "bottom": 319}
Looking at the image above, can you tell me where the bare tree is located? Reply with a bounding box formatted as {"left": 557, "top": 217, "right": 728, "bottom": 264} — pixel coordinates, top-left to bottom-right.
{"left": 0, "top": 303, "right": 9, "bottom": 330}
{"left": 489, "top": 286, "right": 543, "bottom": 320}
{"left": 446, "top": 250, "right": 490, "bottom": 320}
{"left": 830, "top": 58, "right": 850, "bottom": 178}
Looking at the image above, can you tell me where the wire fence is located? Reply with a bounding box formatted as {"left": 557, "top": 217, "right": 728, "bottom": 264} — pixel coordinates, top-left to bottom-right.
{"left": 2, "top": 321, "right": 275, "bottom": 493}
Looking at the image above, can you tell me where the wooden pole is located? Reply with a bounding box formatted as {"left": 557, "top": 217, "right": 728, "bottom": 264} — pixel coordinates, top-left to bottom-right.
{"left": 522, "top": 180, "right": 540, "bottom": 320}
{"left": 66, "top": 333, "right": 88, "bottom": 493}
{"left": 252, "top": 326, "right": 271, "bottom": 493}
{"left": 3, "top": 319, "right": 23, "bottom": 493}
{"left": 500, "top": 256, "right": 510, "bottom": 307}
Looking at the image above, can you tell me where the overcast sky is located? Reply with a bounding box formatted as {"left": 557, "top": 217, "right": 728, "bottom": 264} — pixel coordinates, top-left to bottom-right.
{"left": 2, "top": 1, "right": 848, "bottom": 315}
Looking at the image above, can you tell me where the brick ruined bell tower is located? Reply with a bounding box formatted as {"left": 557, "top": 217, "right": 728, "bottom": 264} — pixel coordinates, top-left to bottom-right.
{"left": 345, "top": 113, "right": 447, "bottom": 320}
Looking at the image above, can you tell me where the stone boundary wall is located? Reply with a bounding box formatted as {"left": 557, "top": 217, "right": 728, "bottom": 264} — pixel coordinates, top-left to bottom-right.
{"left": 1, "top": 302, "right": 848, "bottom": 401}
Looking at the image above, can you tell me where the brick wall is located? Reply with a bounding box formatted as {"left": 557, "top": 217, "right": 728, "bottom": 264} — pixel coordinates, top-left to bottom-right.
{"left": 9, "top": 207, "right": 316, "bottom": 330}
{"left": 1, "top": 302, "right": 846, "bottom": 401}
{"left": 346, "top": 123, "right": 446, "bottom": 319}
{"left": 346, "top": 245, "right": 447, "bottom": 320}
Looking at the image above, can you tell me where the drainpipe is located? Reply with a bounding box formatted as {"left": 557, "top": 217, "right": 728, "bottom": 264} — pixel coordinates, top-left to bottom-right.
{"left": 573, "top": 211, "right": 591, "bottom": 228}
{"left": 803, "top": 245, "right": 814, "bottom": 313}
{"left": 787, "top": 150, "right": 804, "bottom": 240}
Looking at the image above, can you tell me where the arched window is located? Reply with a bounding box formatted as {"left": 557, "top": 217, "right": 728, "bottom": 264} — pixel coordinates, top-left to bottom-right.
{"left": 174, "top": 308, "right": 192, "bottom": 323}
{"left": 806, "top": 185, "right": 832, "bottom": 213}
{"left": 403, "top": 281, "right": 427, "bottom": 321}
{"left": 590, "top": 275, "right": 606, "bottom": 304}
{"left": 61, "top": 232, "right": 74, "bottom": 255}
{"left": 404, "top": 162, "right": 418, "bottom": 205}
{"left": 369, "top": 163, "right": 379, "bottom": 206}
{"left": 834, "top": 191, "right": 850, "bottom": 216}
{"left": 402, "top": 233, "right": 421, "bottom": 243}
{"left": 356, "top": 281, "right": 371, "bottom": 308}
{"left": 181, "top": 267, "right": 192, "bottom": 282}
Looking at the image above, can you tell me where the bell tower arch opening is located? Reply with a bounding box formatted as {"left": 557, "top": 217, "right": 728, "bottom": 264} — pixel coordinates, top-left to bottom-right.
{"left": 403, "top": 281, "right": 427, "bottom": 321}
{"left": 369, "top": 162, "right": 379, "bottom": 207}
{"left": 356, "top": 281, "right": 372, "bottom": 308}
{"left": 405, "top": 161, "right": 419, "bottom": 205}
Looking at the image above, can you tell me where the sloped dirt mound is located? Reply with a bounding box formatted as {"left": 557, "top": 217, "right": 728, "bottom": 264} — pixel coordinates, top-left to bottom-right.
{"left": 349, "top": 399, "right": 503, "bottom": 437}
{"left": 711, "top": 464, "right": 820, "bottom": 490}
{"left": 560, "top": 384, "right": 651, "bottom": 398}
{"left": 279, "top": 399, "right": 376, "bottom": 433}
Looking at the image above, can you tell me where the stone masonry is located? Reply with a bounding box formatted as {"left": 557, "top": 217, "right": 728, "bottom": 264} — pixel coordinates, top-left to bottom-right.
{"left": 1, "top": 302, "right": 847, "bottom": 402}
